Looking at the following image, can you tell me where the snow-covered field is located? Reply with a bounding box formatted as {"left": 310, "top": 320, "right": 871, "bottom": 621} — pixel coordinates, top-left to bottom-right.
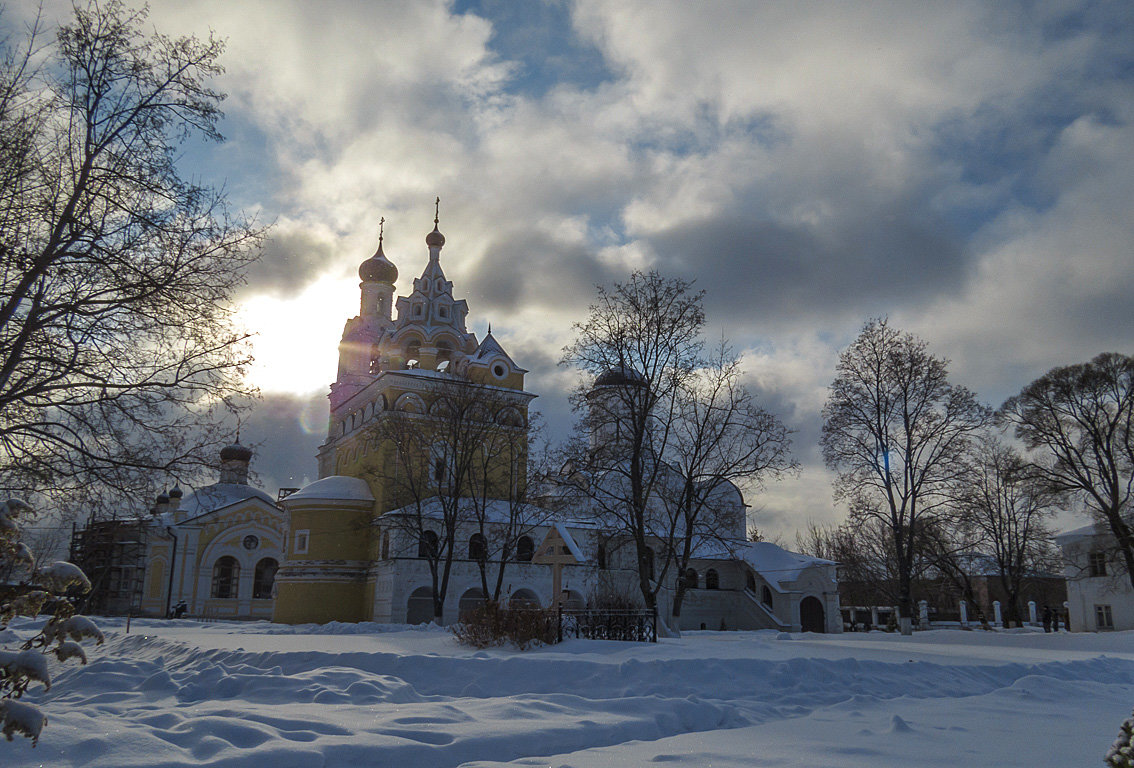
{"left": 3, "top": 618, "right": 1132, "bottom": 767}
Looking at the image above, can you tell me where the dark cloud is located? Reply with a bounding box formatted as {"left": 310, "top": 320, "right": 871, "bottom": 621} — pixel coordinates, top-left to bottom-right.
{"left": 646, "top": 205, "right": 968, "bottom": 327}
{"left": 463, "top": 229, "right": 618, "bottom": 315}
{"left": 239, "top": 228, "right": 339, "bottom": 300}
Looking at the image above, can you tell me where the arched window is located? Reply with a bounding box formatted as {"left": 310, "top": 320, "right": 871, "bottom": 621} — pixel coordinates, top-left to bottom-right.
{"left": 516, "top": 536, "right": 534, "bottom": 562}
{"left": 469, "top": 533, "right": 487, "bottom": 561}
{"left": 437, "top": 340, "right": 452, "bottom": 363}
{"left": 406, "top": 339, "right": 421, "bottom": 359}
{"left": 211, "top": 556, "right": 240, "bottom": 599}
{"left": 596, "top": 541, "right": 607, "bottom": 570}
{"left": 253, "top": 558, "right": 278, "bottom": 599}
{"left": 418, "top": 530, "right": 439, "bottom": 559}
{"left": 644, "top": 548, "right": 655, "bottom": 581}
{"left": 762, "top": 585, "right": 773, "bottom": 608}
{"left": 746, "top": 572, "right": 756, "bottom": 593}
{"left": 684, "top": 568, "right": 698, "bottom": 590}
{"left": 705, "top": 569, "right": 720, "bottom": 590}
{"left": 509, "top": 589, "right": 540, "bottom": 609}
{"left": 381, "top": 532, "right": 390, "bottom": 560}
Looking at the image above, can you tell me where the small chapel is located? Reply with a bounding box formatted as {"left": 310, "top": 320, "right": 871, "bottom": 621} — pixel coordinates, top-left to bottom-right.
{"left": 268, "top": 212, "right": 842, "bottom": 633}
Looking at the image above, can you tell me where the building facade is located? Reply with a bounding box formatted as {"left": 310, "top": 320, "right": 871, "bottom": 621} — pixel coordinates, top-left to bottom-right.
{"left": 272, "top": 218, "right": 841, "bottom": 633}
{"left": 1057, "top": 521, "right": 1134, "bottom": 632}
{"left": 137, "top": 445, "right": 286, "bottom": 620}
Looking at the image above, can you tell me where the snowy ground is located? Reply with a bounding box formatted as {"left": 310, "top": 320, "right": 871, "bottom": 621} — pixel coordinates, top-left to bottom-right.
{"left": 3, "top": 618, "right": 1132, "bottom": 767}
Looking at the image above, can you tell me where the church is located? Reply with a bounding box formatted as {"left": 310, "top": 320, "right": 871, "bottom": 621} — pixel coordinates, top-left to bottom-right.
{"left": 268, "top": 214, "right": 842, "bottom": 633}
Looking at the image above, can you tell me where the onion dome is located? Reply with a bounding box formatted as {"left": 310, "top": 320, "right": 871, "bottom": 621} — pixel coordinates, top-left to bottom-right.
{"left": 594, "top": 366, "right": 646, "bottom": 387}
{"left": 220, "top": 442, "right": 253, "bottom": 462}
{"left": 155, "top": 493, "right": 170, "bottom": 504}
{"left": 168, "top": 486, "right": 183, "bottom": 499}
{"left": 358, "top": 239, "right": 398, "bottom": 283}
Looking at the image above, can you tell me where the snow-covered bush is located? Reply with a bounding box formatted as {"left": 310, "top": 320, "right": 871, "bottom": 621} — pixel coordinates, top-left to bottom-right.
{"left": 1, "top": 499, "right": 101, "bottom": 746}
{"left": 1106, "top": 708, "right": 1134, "bottom": 768}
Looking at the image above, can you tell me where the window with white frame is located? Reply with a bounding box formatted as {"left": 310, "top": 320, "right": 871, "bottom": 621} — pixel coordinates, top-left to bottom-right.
{"left": 1089, "top": 551, "right": 1108, "bottom": 577}
{"left": 294, "top": 529, "right": 310, "bottom": 554}
{"left": 1095, "top": 604, "right": 1114, "bottom": 630}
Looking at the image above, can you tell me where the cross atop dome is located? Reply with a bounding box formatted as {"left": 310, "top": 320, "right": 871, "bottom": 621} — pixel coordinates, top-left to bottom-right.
{"left": 426, "top": 196, "right": 445, "bottom": 251}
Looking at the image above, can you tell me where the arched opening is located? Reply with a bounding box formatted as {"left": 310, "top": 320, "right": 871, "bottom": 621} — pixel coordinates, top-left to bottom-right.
{"left": 562, "top": 590, "right": 585, "bottom": 611}
{"left": 469, "top": 533, "right": 487, "bottom": 561}
{"left": 380, "top": 531, "right": 390, "bottom": 560}
{"left": 746, "top": 571, "right": 756, "bottom": 593}
{"left": 407, "top": 586, "right": 436, "bottom": 625}
{"left": 705, "top": 569, "right": 720, "bottom": 590}
{"left": 516, "top": 536, "right": 534, "bottom": 562}
{"left": 683, "top": 568, "right": 698, "bottom": 590}
{"left": 211, "top": 556, "right": 240, "bottom": 599}
{"left": 437, "top": 340, "right": 453, "bottom": 364}
{"left": 509, "top": 589, "right": 540, "bottom": 609}
{"left": 644, "top": 548, "right": 655, "bottom": 581}
{"left": 418, "top": 530, "right": 439, "bottom": 559}
{"left": 800, "top": 595, "right": 825, "bottom": 633}
{"left": 596, "top": 541, "right": 607, "bottom": 570}
{"left": 252, "top": 558, "right": 277, "bottom": 599}
{"left": 458, "top": 587, "right": 487, "bottom": 619}
{"left": 762, "top": 585, "right": 773, "bottom": 609}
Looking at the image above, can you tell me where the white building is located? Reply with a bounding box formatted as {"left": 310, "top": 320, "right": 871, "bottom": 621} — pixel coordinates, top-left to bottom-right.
{"left": 1057, "top": 521, "right": 1134, "bottom": 632}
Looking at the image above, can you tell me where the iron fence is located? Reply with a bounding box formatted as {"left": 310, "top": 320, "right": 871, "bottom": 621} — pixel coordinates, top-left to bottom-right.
{"left": 558, "top": 606, "right": 658, "bottom": 643}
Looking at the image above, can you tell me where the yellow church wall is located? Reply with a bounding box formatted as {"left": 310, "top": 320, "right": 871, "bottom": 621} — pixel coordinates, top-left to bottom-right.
{"left": 273, "top": 580, "right": 367, "bottom": 624}
{"left": 286, "top": 505, "right": 373, "bottom": 562}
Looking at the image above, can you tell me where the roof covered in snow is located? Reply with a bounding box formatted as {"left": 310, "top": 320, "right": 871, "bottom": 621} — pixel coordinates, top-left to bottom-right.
{"left": 695, "top": 539, "right": 835, "bottom": 591}
{"left": 379, "top": 497, "right": 556, "bottom": 526}
{"left": 285, "top": 476, "right": 375, "bottom": 503}
{"left": 162, "top": 483, "right": 277, "bottom": 525}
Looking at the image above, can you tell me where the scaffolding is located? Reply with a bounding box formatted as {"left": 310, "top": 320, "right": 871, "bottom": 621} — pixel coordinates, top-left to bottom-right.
{"left": 69, "top": 515, "right": 150, "bottom": 616}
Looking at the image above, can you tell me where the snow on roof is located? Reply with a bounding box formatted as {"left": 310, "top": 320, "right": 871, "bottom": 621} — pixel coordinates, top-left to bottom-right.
{"left": 166, "top": 483, "right": 277, "bottom": 524}
{"left": 552, "top": 522, "right": 586, "bottom": 562}
{"left": 285, "top": 476, "right": 375, "bottom": 503}
{"left": 1055, "top": 522, "right": 1109, "bottom": 545}
{"left": 696, "top": 539, "right": 834, "bottom": 592}
{"left": 380, "top": 497, "right": 558, "bottom": 525}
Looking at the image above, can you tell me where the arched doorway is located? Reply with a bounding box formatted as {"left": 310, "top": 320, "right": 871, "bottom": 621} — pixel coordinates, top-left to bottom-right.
{"left": 458, "top": 587, "right": 486, "bottom": 619}
{"left": 407, "top": 586, "right": 436, "bottom": 624}
{"left": 800, "top": 596, "right": 825, "bottom": 633}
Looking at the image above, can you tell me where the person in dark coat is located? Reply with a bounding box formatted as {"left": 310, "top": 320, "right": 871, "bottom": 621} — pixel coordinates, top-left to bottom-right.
{"left": 1042, "top": 605, "right": 1052, "bottom": 632}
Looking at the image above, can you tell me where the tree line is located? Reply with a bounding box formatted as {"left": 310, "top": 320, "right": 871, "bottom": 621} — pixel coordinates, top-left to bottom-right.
{"left": 815, "top": 318, "right": 1132, "bottom": 634}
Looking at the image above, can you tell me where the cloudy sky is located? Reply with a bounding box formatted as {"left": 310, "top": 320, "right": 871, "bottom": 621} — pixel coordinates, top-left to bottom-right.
{"left": 13, "top": 0, "right": 1133, "bottom": 540}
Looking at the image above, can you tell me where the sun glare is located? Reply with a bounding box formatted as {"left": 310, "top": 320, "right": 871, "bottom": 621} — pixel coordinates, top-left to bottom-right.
{"left": 237, "top": 277, "right": 353, "bottom": 395}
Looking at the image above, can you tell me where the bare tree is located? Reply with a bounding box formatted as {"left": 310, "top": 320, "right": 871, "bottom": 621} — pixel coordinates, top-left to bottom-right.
{"left": 368, "top": 377, "right": 535, "bottom": 620}
{"left": 666, "top": 344, "right": 796, "bottom": 617}
{"left": 0, "top": 2, "right": 262, "bottom": 510}
{"left": 561, "top": 272, "right": 793, "bottom": 615}
{"left": 821, "top": 318, "right": 990, "bottom": 634}
{"left": 1001, "top": 353, "right": 1134, "bottom": 589}
{"left": 952, "top": 435, "right": 1063, "bottom": 626}
{"left": 466, "top": 400, "right": 547, "bottom": 603}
